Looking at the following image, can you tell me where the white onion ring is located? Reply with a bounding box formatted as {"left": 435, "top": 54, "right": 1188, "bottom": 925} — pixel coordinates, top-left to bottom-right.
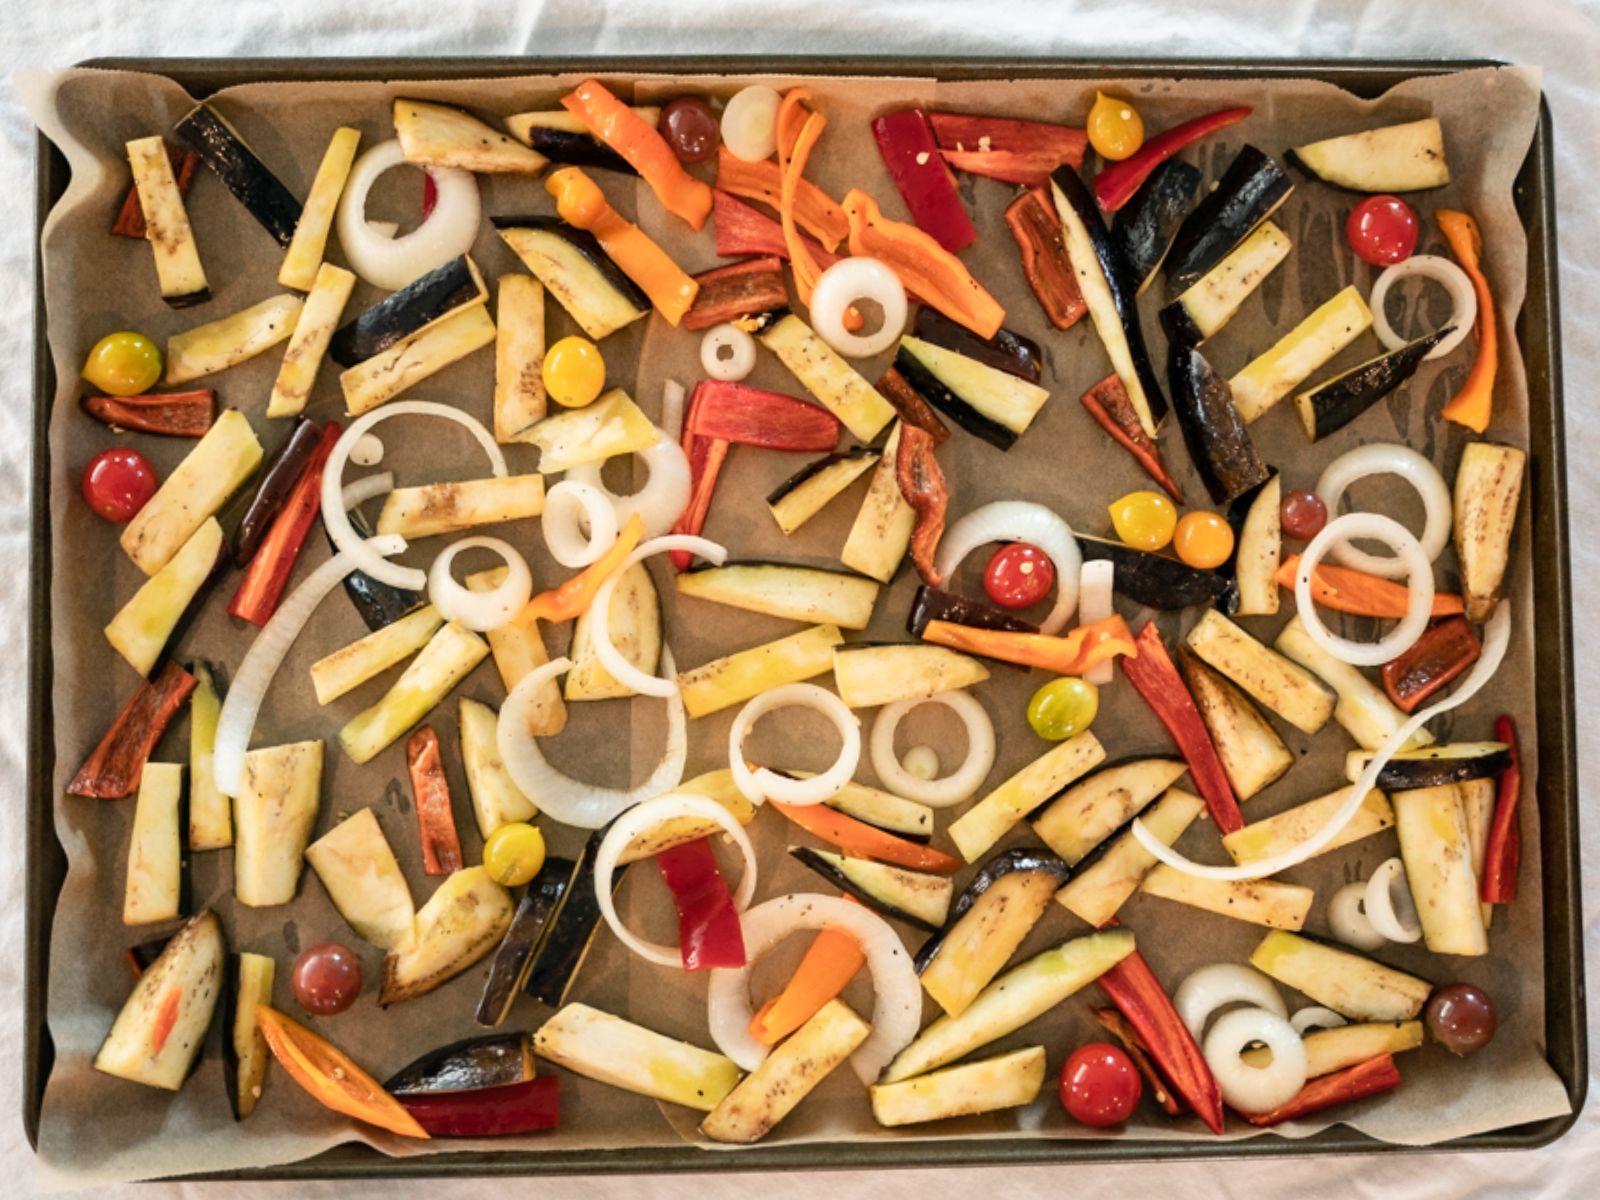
{"left": 335, "top": 140, "right": 480, "bottom": 291}
{"left": 1204, "top": 1008, "right": 1308, "bottom": 1114}
{"left": 340, "top": 471, "right": 395, "bottom": 511}
{"left": 496, "top": 651, "right": 687, "bottom": 830}
{"left": 1327, "top": 881, "right": 1388, "bottom": 951}
{"left": 707, "top": 893, "right": 921, "bottom": 1083}
{"left": 540, "top": 480, "right": 621, "bottom": 568}
{"left": 1174, "top": 963, "right": 1288, "bottom": 1039}
{"left": 809, "top": 258, "right": 908, "bottom": 358}
{"left": 933, "top": 501, "right": 1082, "bottom": 634}
{"left": 1369, "top": 254, "right": 1476, "bottom": 362}
{"left": 564, "top": 433, "right": 694, "bottom": 539}
{"left": 868, "top": 689, "right": 995, "bottom": 808}
{"left": 660, "top": 379, "right": 687, "bottom": 442}
{"left": 720, "top": 86, "right": 782, "bottom": 163}
{"left": 593, "top": 793, "right": 759, "bottom": 969}
{"left": 1295, "top": 513, "right": 1433, "bottom": 666}
{"left": 1078, "top": 559, "right": 1116, "bottom": 686}
{"left": 700, "top": 324, "right": 758, "bottom": 381}
{"left": 213, "top": 537, "right": 405, "bottom": 797}
{"left": 590, "top": 535, "right": 728, "bottom": 698}
{"left": 729, "top": 684, "right": 861, "bottom": 806}
{"left": 1364, "top": 857, "right": 1423, "bottom": 944}
{"left": 350, "top": 434, "right": 385, "bottom": 466}
{"left": 1131, "top": 602, "right": 1510, "bottom": 882}
{"left": 427, "top": 537, "right": 532, "bottom": 632}
{"left": 1315, "top": 443, "right": 1451, "bottom": 577}
{"left": 1290, "top": 1006, "right": 1349, "bottom": 1036}
{"left": 321, "top": 401, "right": 507, "bottom": 591}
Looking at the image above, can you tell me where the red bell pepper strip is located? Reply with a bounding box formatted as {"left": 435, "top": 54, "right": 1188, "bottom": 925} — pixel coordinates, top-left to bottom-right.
{"left": 682, "top": 256, "right": 790, "bottom": 332}
{"left": 921, "top": 614, "right": 1136, "bottom": 677}
{"left": 711, "top": 189, "right": 842, "bottom": 267}
{"left": 769, "top": 800, "right": 962, "bottom": 872}
{"left": 526, "top": 513, "right": 644, "bottom": 622}
{"left": 686, "top": 379, "right": 842, "bottom": 452}
{"left": 124, "top": 934, "right": 174, "bottom": 979}
{"left": 937, "top": 149, "right": 1059, "bottom": 188}
{"left": 1081, "top": 373, "right": 1184, "bottom": 503}
{"left": 670, "top": 383, "right": 729, "bottom": 571}
{"left": 1380, "top": 616, "right": 1482, "bottom": 713}
{"left": 1097, "top": 947, "right": 1225, "bottom": 1133}
{"left": 896, "top": 423, "right": 948, "bottom": 586}
{"left": 80, "top": 389, "right": 216, "bottom": 438}
{"left": 871, "top": 109, "right": 978, "bottom": 253}
{"left": 229, "top": 421, "right": 341, "bottom": 626}
{"left": 1239, "top": 1053, "right": 1402, "bottom": 1127}
{"left": 406, "top": 726, "right": 463, "bottom": 876}
{"left": 928, "top": 112, "right": 1087, "bottom": 167}
{"left": 67, "top": 661, "right": 198, "bottom": 799}
{"left": 1481, "top": 713, "right": 1523, "bottom": 904}
{"left": 1121, "top": 622, "right": 1243, "bottom": 834}
{"left": 420, "top": 174, "right": 438, "bottom": 221}
{"left": 1276, "top": 554, "right": 1465, "bottom": 619}
{"left": 749, "top": 924, "right": 865, "bottom": 1046}
{"left": 113, "top": 143, "right": 199, "bottom": 237}
{"left": 715, "top": 148, "right": 849, "bottom": 251}
{"left": 655, "top": 837, "right": 747, "bottom": 970}
{"left": 1002, "top": 187, "right": 1087, "bottom": 331}
{"left": 876, "top": 367, "right": 950, "bottom": 444}
{"left": 561, "top": 79, "right": 713, "bottom": 231}
{"left": 1092, "top": 1006, "right": 1185, "bottom": 1116}
{"left": 1093, "top": 106, "right": 1252, "bottom": 213}
{"left": 399, "top": 1076, "right": 561, "bottom": 1137}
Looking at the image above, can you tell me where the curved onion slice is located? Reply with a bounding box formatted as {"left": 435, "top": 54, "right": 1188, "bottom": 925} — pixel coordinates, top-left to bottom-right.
{"left": 590, "top": 535, "right": 727, "bottom": 698}
{"left": 660, "top": 379, "right": 688, "bottom": 442}
{"left": 1173, "top": 962, "right": 1288, "bottom": 1039}
{"left": 729, "top": 683, "right": 861, "bottom": 806}
{"left": 428, "top": 537, "right": 532, "bottom": 632}
{"left": 721, "top": 86, "right": 782, "bottom": 162}
{"left": 340, "top": 471, "right": 395, "bottom": 511}
{"left": 1295, "top": 513, "right": 1433, "bottom": 666}
{"left": 868, "top": 689, "right": 995, "bottom": 808}
{"left": 700, "top": 324, "right": 758, "bottom": 381}
{"left": 809, "top": 258, "right": 908, "bottom": 358}
{"left": 933, "top": 501, "right": 1082, "bottom": 634}
{"left": 322, "top": 401, "right": 507, "bottom": 592}
{"left": 213, "top": 537, "right": 405, "bottom": 796}
{"left": 1364, "top": 857, "right": 1423, "bottom": 944}
{"left": 541, "top": 480, "right": 621, "bottom": 568}
{"left": 1290, "top": 1006, "right": 1349, "bottom": 1036}
{"left": 1315, "top": 443, "right": 1451, "bottom": 577}
{"left": 1132, "top": 602, "right": 1510, "bottom": 882}
{"left": 1327, "top": 881, "right": 1388, "bottom": 952}
{"left": 593, "top": 793, "right": 759, "bottom": 968}
{"left": 1369, "top": 254, "right": 1476, "bottom": 362}
{"left": 564, "top": 433, "right": 694, "bottom": 539}
{"left": 1204, "top": 1007, "right": 1308, "bottom": 1114}
{"left": 1078, "top": 559, "right": 1116, "bottom": 686}
{"left": 496, "top": 650, "right": 688, "bottom": 830}
{"left": 335, "top": 140, "right": 480, "bottom": 290}
{"left": 707, "top": 893, "right": 921, "bottom": 1083}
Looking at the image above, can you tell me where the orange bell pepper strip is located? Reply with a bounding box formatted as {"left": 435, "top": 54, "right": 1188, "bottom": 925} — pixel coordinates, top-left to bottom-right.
{"left": 920, "top": 614, "right": 1136, "bottom": 675}
{"left": 545, "top": 167, "right": 699, "bottom": 325}
{"left": 714, "top": 147, "right": 849, "bottom": 251}
{"left": 748, "top": 924, "right": 866, "bottom": 1046}
{"left": 256, "top": 1006, "right": 429, "bottom": 1138}
{"left": 769, "top": 800, "right": 962, "bottom": 872}
{"left": 1276, "top": 553, "right": 1464, "bottom": 619}
{"left": 841, "top": 188, "right": 1006, "bottom": 338}
{"left": 1436, "top": 209, "right": 1498, "bottom": 433}
{"left": 523, "top": 513, "right": 644, "bottom": 623}
{"left": 560, "top": 79, "right": 712, "bottom": 230}
{"left": 775, "top": 89, "right": 833, "bottom": 307}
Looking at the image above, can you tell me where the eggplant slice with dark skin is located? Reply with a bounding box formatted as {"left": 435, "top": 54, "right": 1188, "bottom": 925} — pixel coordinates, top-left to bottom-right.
{"left": 232, "top": 417, "right": 322, "bottom": 566}
{"left": 1294, "top": 328, "right": 1450, "bottom": 441}
{"left": 525, "top": 828, "right": 622, "bottom": 1008}
{"left": 330, "top": 504, "right": 426, "bottom": 631}
{"left": 911, "top": 308, "right": 1044, "bottom": 383}
{"left": 330, "top": 255, "right": 486, "bottom": 367}
{"left": 385, "top": 1032, "right": 537, "bottom": 1097}
{"left": 1112, "top": 158, "right": 1203, "bottom": 296}
{"left": 475, "top": 856, "right": 576, "bottom": 1027}
{"left": 906, "top": 585, "right": 1041, "bottom": 637}
{"left": 1163, "top": 145, "right": 1293, "bottom": 296}
{"left": 1167, "top": 341, "right": 1271, "bottom": 505}
{"left": 175, "top": 104, "right": 303, "bottom": 247}
{"left": 789, "top": 846, "right": 952, "bottom": 933}
{"left": 493, "top": 217, "right": 652, "bottom": 340}
{"left": 914, "top": 848, "right": 1070, "bottom": 972}
{"left": 893, "top": 344, "right": 1025, "bottom": 451}
{"left": 518, "top": 126, "right": 637, "bottom": 173}
{"left": 1076, "top": 534, "right": 1237, "bottom": 612}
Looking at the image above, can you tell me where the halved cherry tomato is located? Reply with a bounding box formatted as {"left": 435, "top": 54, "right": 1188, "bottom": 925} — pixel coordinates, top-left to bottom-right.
{"left": 1060, "top": 1042, "right": 1142, "bottom": 1127}
{"left": 82, "top": 447, "right": 157, "bottom": 522}
{"left": 1346, "top": 195, "right": 1419, "bottom": 266}
{"left": 983, "top": 542, "right": 1055, "bottom": 609}
{"left": 1173, "top": 510, "right": 1234, "bottom": 569}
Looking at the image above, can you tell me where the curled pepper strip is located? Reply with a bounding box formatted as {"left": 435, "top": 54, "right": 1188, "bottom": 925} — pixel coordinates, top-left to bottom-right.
{"left": 919, "top": 613, "right": 1136, "bottom": 676}
{"left": 1436, "top": 209, "right": 1498, "bottom": 433}
{"left": 561, "top": 79, "right": 713, "bottom": 230}
{"left": 896, "top": 423, "right": 948, "bottom": 586}
{"left": 523, "top": 513, "right": 643, "bottom": 623}
{"left": 776, "top": 89, "right": 831, "bottom": 307}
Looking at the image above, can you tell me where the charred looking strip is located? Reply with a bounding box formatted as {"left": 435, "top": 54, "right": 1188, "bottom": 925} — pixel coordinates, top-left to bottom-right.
{"left": 175, "top": 103, "right": 303, "bottom": 247}
{"left": 67, "top": 661, "right": 198, "bottom": 799}
{"left": 80, "top": 390, "right": 216, "bottom": 438}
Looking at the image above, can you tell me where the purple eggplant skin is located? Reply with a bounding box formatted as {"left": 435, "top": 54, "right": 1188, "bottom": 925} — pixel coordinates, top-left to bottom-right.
{"left": 1295, "top": 328, "right": 1451, "bottom": 442}
{"left": 1112, "top": 158, "right": 1203, "bottom": 295}
{"left": 520, "top": 126, "right": 638, "bottom": 174}
{"left": 906, "top": 585, "right": 1041, "bottom": 637}
{"left": 385, "top": 1033, "right": 537, "bottom": 1097}
{"left": 174, "top": 104, "right": 302, "bottom": 247}
{"left": 1162, "top": 146, "right": 1292, "bottom": 297}
{"left": 1166, "top": 342, "right": 1270, "bottom": 506}
{"left": 525, "top": 828, "right": 621, "bottom": 1008}
{"left": 329, "top": 255, "right": 482, "bottom": 367}
{"left": 1075, "top": 534, "right": 1237, "bottom": 613}
{"left": 232, "top": 418, "right": 321, "bottom": 566}
{"left": 894, "top": 345, "right": 1019, "bottom": 451}
{"left": 331, "top": 504, "right": 425, "bottom": 631}
{"left": 912, "top": 848, "right": 1070, "bottom": 973}
{"left": 788, "top": 846, "right": 942, "bottom": 934}
{"left": 474, "top": 856, "right": 576, "bottom": 1028}
{"left": 489, "top": 216, "right": 652, "bottom": 312}
{"left": 766, "top": 445, "right": 877, "bottom": 506}
{"left": 912, "top": 308, "right": 1043, "bottom": 384}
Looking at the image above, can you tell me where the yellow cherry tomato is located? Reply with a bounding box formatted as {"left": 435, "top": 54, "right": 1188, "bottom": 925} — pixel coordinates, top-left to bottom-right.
{"left": 82, "top": 331, "right": 162, "bottom": 396}
{"left": 542, "top": 336, "right": 606, "bottom": 408}
{"left": 1173, "top": 510, "right": 1235, "bottom": 569}
{"left": 1087, "top": 91, "right": 1145, "bottom": 162}
{"left": 1109, "top": 490, "right": 1177, "bottom": 551}
{"left": 483, "top": 822, "right": 546, "bottom": 887}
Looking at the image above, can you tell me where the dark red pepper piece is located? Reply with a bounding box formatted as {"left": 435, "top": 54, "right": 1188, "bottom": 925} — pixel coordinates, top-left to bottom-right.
{"left": 871, "top": 109, "right": 978, "bottom": 253}
{"left": 398, "top": 1076, "right": 561, "bottom": 1137}
{"left": 896, "top": 424, "right": 948, "bottom": 587}
{"left": 712, "top": 189, "right": 840, "bottom": 268}
{"left": 875, "top": 368, "right": 950, "bottom": 444}
{"left": 1080, "top": 373, "right": 1184, "bottom": 504}
{"left": 1003, "top": 187, "right": 1087, "bottom": 331}
{"left": 1380, "top": 616, "right": 1482, "bottom": 713}
{"left": 229, "top": 421, "right": 341, "bottom": 626}
{"left": 68, "top": 661, "right": 198, "bottom": 799}
{"left": 682, "top": 256, "right": 789, "bottom": 331}
{"left": 407, "top": 726, "right": 464, "bottom": 876}
{"left": 1091, "top": 1006, "right": 1185, "bottom": 1116}
{"left": 81, "top": 390, "right": 217, "bottom": 438}
{"left": 1238, "top": 1053, "right": 1402, "bottom": 1127}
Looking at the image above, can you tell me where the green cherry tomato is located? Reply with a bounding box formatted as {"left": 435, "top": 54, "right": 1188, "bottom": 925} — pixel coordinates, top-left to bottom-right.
{"left": 1027, "top": 677, "right": 1100, "bottom": 741}
{"left": 1109, "top": 490, "right": 1178, "bottom": 552}
{"left": 483, "top": 821, "right": 547, "bottom": 887}
{"left": 542, "top": 336, "right": 606, "bottom": 408}
{"left": 82, "top": 330, "right": 162, "bottom": 396}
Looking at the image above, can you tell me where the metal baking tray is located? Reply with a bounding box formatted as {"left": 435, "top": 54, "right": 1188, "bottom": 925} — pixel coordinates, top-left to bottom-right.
{"left": 26, "top": 55, "right": 1585, "bottom": 1178}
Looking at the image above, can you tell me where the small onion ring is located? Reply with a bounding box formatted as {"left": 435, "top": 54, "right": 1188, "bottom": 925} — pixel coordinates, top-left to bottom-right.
{"left": 868, "top": 689, "right": 995, "bottom": 808}
{"left": 720, "top": 86, "right": 782, "bottom": 162}
{"left": 700, "top": 324, "right": 758, "bottom": 381}
{"left": 729, "top": 684, "right": 861, "bottom": 806}
{"left": 933, "top": 501, "right": 1082, "bottom": 634}
{"left": 1174, "top": 963, "right": 1288, "bottom": 1039}
{"left": 1327, "top": 881, "right": 1388, "bottom": 951}
{"left": 590, "top": 534, "right": 728, "bottom": 698}
{"left": 350, "top": 434, "right": 385, "bottom": 466}
{"left": 1315, "top": 443, "right": 1451, "bottom": 577}
{"left": 541, "top": 480, "right": 621, "bottom": 568}
{"left": 1295, "top": 513, "right": 1433, "bottom": 666}
{"left": 340, "top": 471, "right": 395, "bottom": 511}
{"left": 593, "top": 793, "right": 759, "bottom": 969}
{"left": 564, "top": 433, "right": 694, "bottom": 539}
{"left": 1078, "top": 559, "right": 1116, "bottom": 686}
{"left": 707, "top": 893, "right": 921, "bottom": 1083}
{"left": 427, "top": 537, "right": 532, "bottom": 632}
{"left": 1290, "top": 1006, "right": 1349, "bottom": 1036}
{"left": 1364, "top": 857, "right": 1423, "bottom": 944}
{"left": 335, "top": 140, "right": 480, "bottom": 290}
{"left": 1204, "top": 1008, "right": 1308, "bottom": 1114}
{"left": 1369, "top": 254, "right": 1476, "bottom": 361}
{"left": 809, "top": 258, "right": 908, "bottom": 358}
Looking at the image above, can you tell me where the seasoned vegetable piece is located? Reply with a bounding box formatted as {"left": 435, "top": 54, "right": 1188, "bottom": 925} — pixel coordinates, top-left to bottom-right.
{"left": 459, "top": 697, "right": 539, "bottom": 838}
{"left": 309, "top": 605, "right": 444, "bottom": 704}
{"left": 95, "top": 911, "right": 225, "bottom": 1090}
{"left": 841, "top": 422, "right": 916, "bottom": 584}
{"left": 678, "top": 562, "right": 879, "bottom": 630}
{"left": 234, "top": 741, "right": 323, "bottom": 907}
{"left": 870, "top": 1046, "right": 1047, "bottom": 1127}
{"left": 1185, "top": 609, "right": 1333, "bottom": 734}
{"left": 268, "top": 262, "right": 356, "bottom": 418}
{"left": 1231, "top": 286, "right": 1373, "bottom": 423}
{"left": 759, "top": 314, "right": 894, "bottom": 443}
{"left": 340, "top": 303, "right": 497, "bottom": 415}
{"left": 1286, "top": 118, "right": 1449, "bottom": 192}
{"left": 395, "top": 98, "right": 549, "bottom": 174}
{"left": 950, "top": 732, "right": 1106, "bottom": 862}
{"left": 305, "top": 808, "right": 416, "bottom": 951}
{"left": 1250, "top": 931, "right": 1431, "bottom": 1022}
{"left": 1453, "top": 442, "right": 1525, "bottom": 621}
{"left": 534, "top": 1003, "right": 741, "bottom": 1111}
{"left": 1055, "top": 787, "right": 1205, "bottom": 927}
{"left": 279, "top": 125, "right": 361, "bottom": 291}
{"left": 831, "top": 643, "right": 988, "bottom": 709}
{"left": 374, "top": 474, "right": 546, "bottom": 539}
{"left": 339, "top": 622, "right": 489, "bottom": 764}
{"left": 1222, "top": 786, "right": 1393, "bottom": 865}
{"left": 1032, "top": 757, "right": 1188, "bottom": 865}
{"left": 493, "top": 274, "right": 548, "bottom": 441}
{"left": 677, "top": 624, "right": 843, "bottom": 719}
{"left": 123, "top": 762, "right": 184, "bottom": 926}
{"left": 166, "top": 296, "right": 304, "bottom": 384}
{"left": 105, "top": 516, "right": 223, "bottom": 676}
{"left": 224, "top": 951, "right": 275, "bottom": 1119}
{"left": 381, "top": 867, "right": 514, "bottom": 1005}
{"left": 126, "top": 135, "right": 210, "bottom": 306}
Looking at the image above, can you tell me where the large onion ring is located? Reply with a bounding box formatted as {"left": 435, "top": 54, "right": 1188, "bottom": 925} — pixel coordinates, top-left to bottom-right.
{"left": 933, "top": 501, "right": 1082, "bottom": 634}
{"left": 1204, "top": 1008, "right": 1308, "bottom": 1114}
{"left": 707, "top": 893, "right": 921, "bottom": 1083}
{"left": 700, "top": 324, "right": 758, "bottom": 381}
{"left": 1290, "top": 1006, "right": 1349, "bottom": 1036}
{"left": 809, "top": 257, "right": 908, "bottom": 358}
{"left": 427, "top": 537, "right": 532, "bottom": 632}
{"left": 496, "top": 650, "right": 687, "bottom": 830}
{"left": 729, "top": 683, "right": 861, "bottom": 806}
{"left": 1364, "top": 857, "right": 1423, "bottom": 944}
{"left": 335, "top": 140, "right": 480, "bottom": 290}
{"left": 590, "top": 534, "right": 727, "bottom": 698}
{"left": 1173, "top": 963, "right": 1288, "bottom": 1039}
{"left": 540, "top": 480, "right": 620, "bottom": 568}
{"left": 1078, "top": 559, "right": 1116, "bottom": 686}
{"left": 593, "top": 793, "right": 759, "bottom": 969}
{"left": 564, "top": 433, "right": 694, "bottom": 539}
{"left": 868, "top": 689, "right": 995, "bottom": 808}
{"left": 1327, "top": 881, "right": 1388, "bottom": 952}
{"left": 1295, "top": 513, "right": 1433, "bottom": 666}
{"left": 1369, "top": 254, "right": 1476, "bottom": 362}
{"left": 1315, "top": 443, "right": 1451, "bottom": 577}
{"left": 322, "top": 401, "right": 506, "bottom": 592}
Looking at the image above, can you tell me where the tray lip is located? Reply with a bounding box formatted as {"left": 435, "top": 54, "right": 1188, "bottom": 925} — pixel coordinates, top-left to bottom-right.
{"left": 24, "top": 54, "right": 1583, "bottom": 1177}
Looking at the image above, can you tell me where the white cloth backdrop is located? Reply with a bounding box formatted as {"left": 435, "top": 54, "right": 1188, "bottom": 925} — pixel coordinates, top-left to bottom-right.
{"left": 3, "top": 0, "right": 1598, "bottom": 1194}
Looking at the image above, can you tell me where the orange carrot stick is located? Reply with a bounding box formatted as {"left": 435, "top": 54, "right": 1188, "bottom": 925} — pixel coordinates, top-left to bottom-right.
{"left": 1277, "top": 553, "right": 1464, "bottom": 619}
{"left": 748, "top": 925, "right": 866, "bottom": 1046}
{"left": 770, "top": 800, "right": 962, "bottom": 872}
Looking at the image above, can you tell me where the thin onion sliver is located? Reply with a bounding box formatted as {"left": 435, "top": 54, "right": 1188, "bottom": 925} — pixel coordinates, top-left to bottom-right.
{"left": 729, "top": 684, "right": 861, "bottom": 806}
{"left": 590, "top": 535, "right": 727, "bottom": 698}
{"left": 1173, "top": 962, "right": 1287, "bottom": 1039}
{"left": 933, "top": 501, "right": 1081, "bottom": 634}
{"left": 541, "top": 480, "right": 620, "bottom": 568}
{"left": 1327, "top": 881, "right": 1388, "bottom": 951}
{"left": 1290, "top": 1007, "right": 1349, "bottom": 1035}
{"left": 564, "top": 432, "right": 694, "bottom": 539}
{"left": 428, "top": 537, "right": 532, "bottom": 632}
{"left": 1363, "top": 857, "right": 1423, "bottom": 943}
{"left": 868, "top": 689, "right": 995, "bottom": 808}
{"left": 340, "top": 471, "right": 395, "bottom": 511}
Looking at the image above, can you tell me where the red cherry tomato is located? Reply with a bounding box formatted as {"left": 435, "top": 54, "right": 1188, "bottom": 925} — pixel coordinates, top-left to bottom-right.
{"left": 983, "top": 542, "right": 1055, "bottom": 609}
{"left": 1060, "top": 1042, "right": 1142, "bottom": 1127}
{"left": 1280, "top": 489, "right": 1329, "bottom": 541}
{"left": 291, "top": 942, "right": 363, "bottom": 1015}
{"left": 1346, "top": 195, "right": 1419, "bottom": 266}
{"left": 81, "top": 448, "right": 157, "bottom": 522}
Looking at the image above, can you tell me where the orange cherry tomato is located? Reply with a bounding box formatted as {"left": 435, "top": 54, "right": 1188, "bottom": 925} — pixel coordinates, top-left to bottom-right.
{"left": 1173, "top": 510, "right": 1235, "bottom": 569}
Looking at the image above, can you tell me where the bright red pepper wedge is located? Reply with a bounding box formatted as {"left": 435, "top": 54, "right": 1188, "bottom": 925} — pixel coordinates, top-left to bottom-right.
{"left": 1121, "top": 622, "right": 1243, "bottom": 834}
{"left": 68, "top": 661, "right": 198, "bottom": 799}
{"left": 406, "top": 726, "right": 463, "bottom": 876}
{"left": 938, "top": 149, "right": 1061, "bottom": 188}
{"left": 715, "top": 148, "right": 849, "bottom": 250}
{"left": 81, "top": 389, "right": 217, "bottom": 438}
{"left": 711, "top": 189, "right": 843, "bottom": 267}
{"left": 871, "top": 109, "right": 978, "bottom": 253}
{"left": 670, "top": 382, "right": 730, "bottom": 570}
{"left": 686, "top": 379, "right": 842, "bottom": 452}
{"left": 1096, "top": 947, "right": 1225, "bottom": 1133}
{"left": 229, "top": 421, "right": 341, "bottom": 627}
{"left": 1081, "top": 373, "right": 1184, "bottom": 504}
{"left": 398, "top": 1076, "right": 561, "bottom": 1137}
{"left": 897, "top": 423, "right": 948, "bottom": 586}
{"left": 1093, "top": 106, "right": 1252, "bottom": 213}
{"left": 928, "top": 112, "right": 1087, "bottom": 167}
{"left": 1238, "top": 1054, "right": 1402, "bottom": 1127}
{"left": 1003, "top": 187, "right": 1087, "bottom": 331}
{"left": 770, "top": 800, "right": 962, "bottom": 872}
{"left": 1091, "top": 1006, "right": 1185, "bottom": 1116}
{"left": 655, "top": 837, "right": 747, "bottom": 970}
{"left": 1482, "top": 714, "right": 1523, "bottom": 904}
{"left": 682, "top": 257, "right": 789, "bottom": 332}
{"left": 1380, "top": 616, "right": 1482, "bottom": 713}
{"left": 113, "top": 144, "right": 199, "bottom": 237}
{"left": 562, "top": 79, "right": 713, "bottom": 230}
